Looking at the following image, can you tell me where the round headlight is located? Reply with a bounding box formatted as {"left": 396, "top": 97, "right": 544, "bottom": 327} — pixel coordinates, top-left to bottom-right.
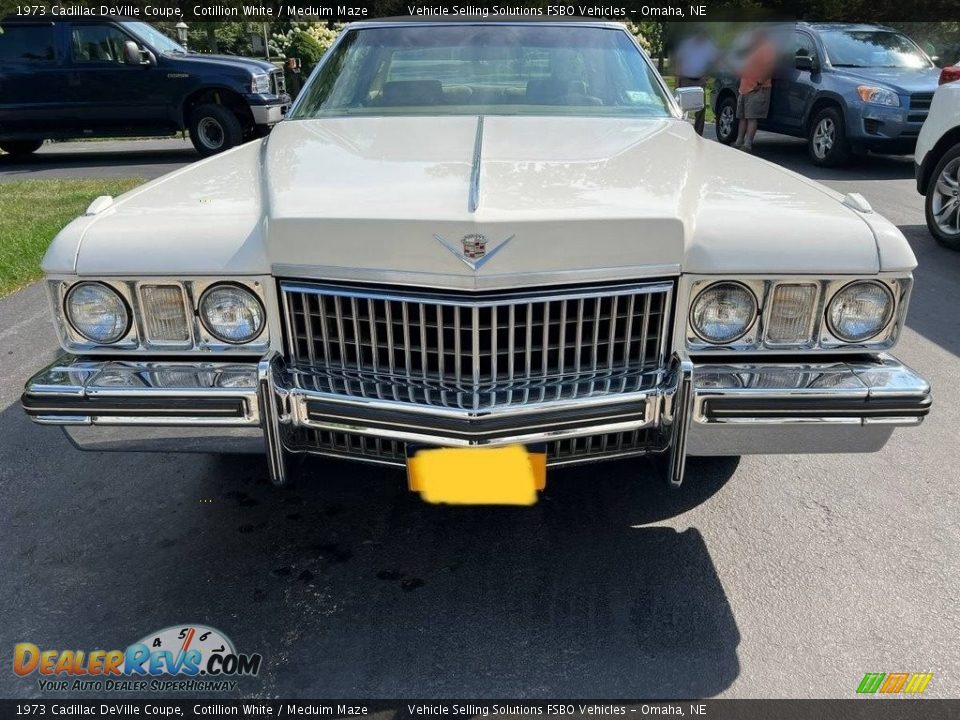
{"left": 199, "top": 284, "right": 265, "bottom": 344}
{"left": 827, "top": 281, "right": 894, "bottom": 342}
{"left": 64, "top": 282, "right": 130, "bottom": 344}
{"left": 690, "top": 282, "right": 757, "bottom": 344}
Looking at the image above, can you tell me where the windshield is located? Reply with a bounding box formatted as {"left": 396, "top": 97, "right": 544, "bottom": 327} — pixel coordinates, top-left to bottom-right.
{"left": 127, "top": 21, "right": 187, "bottom": 55}
{"left": 821, "top": 29, "right": 931, "bottom": 69}
{"left": 291, "top": 25, "right": 672, "bottom": 119}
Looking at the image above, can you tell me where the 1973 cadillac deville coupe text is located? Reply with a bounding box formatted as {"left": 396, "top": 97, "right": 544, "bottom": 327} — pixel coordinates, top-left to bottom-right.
{"left": 21, "top": 21, "right": 931, "bottom": 501}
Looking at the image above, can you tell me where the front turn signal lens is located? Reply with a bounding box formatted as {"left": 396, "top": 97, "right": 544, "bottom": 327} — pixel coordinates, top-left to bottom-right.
{"left": 140, "top": 284, "right": 190, "bottom": 343}
{"left": 765, "top": 283, "right": 818, "bottom": 345}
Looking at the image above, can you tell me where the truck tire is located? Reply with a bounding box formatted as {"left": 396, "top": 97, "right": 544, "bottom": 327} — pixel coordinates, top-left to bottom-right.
{"left": 924, "top": 142, "right": 960, "bottom": 251}
{"left": 808, "top": 107, "right": 850, "bottom": 167}
{"left": 189, "top": 104, "right": 243, "bottom": 157}
{"left": 715, "top": 94, "right": 738, "bottom": 145}
{"left": 0, "top": 140, "right": 43, "bottom": 157}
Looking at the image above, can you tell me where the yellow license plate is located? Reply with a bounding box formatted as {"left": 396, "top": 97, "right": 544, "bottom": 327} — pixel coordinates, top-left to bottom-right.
{"left": 407, "top": 444, "right": 546, "bottom": 506}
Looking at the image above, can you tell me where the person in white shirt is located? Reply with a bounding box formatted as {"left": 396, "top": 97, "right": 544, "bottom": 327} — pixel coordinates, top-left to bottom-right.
{"left": 674, "top": 31, "right": 718, "bottom": 135}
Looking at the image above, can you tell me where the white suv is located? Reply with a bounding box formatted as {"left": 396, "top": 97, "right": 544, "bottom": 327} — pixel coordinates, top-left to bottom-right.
{"left": 916, "top": 80, "right": 960, "bottom": 250}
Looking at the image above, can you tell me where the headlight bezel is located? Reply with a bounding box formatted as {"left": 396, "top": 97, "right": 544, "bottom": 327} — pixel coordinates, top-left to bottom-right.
{"left": 48, "top": 277, "right": 271, "bottom": 354}
{"left": 689, "top": 281, "right": 759, "bottom": 345}
{"left": 686, "top": 276, "right": 910, "bottom": 353}
{"left": 825, "top": 279, "right": 896, "bottom": 343}
{"left": 197, "top": 282, "right": 267, "bottom": 345}
{"left": 251, "top": 73, "right": 272, "bottom": 95}
{"left": 63, "top": 281, "right": 132, "bottom": 345}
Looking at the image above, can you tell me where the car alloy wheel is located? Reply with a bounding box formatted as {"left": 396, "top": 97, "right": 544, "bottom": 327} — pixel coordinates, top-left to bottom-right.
{"left": 930, "top": 157, "right": 960, "bottom": 237}
{"left": 718, "top": 104, "right": 735, "bottom": 140}
{"left": 197, "top": 117, "right": 225, "bottom": 151}
{"left": 812, "top": 117, "right": 835, "bottom": 160}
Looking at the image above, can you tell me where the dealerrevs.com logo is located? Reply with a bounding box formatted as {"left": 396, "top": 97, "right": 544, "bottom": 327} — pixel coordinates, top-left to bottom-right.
{"left": 13, "top": 624, "right": 262, "bottom": 692}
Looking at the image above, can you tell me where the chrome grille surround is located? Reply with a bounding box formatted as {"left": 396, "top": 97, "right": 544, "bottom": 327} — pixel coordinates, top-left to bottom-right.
{"left": 280, "top": 281, "right": 674, "bottom": 414}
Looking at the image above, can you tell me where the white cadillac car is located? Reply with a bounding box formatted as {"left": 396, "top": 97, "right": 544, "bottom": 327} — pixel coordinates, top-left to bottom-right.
{"left": 22, "top": 21, "right": 931, "bottom": 498}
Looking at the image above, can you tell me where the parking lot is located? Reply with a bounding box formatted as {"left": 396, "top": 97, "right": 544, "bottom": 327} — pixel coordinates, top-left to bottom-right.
{"left": 0, "top": 132, "right": 957, "bottom": 698}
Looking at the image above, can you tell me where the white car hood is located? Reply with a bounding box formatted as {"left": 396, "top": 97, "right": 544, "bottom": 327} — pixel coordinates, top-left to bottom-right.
{"left": 52, "top": 115, "right": 915, "bottom": 287}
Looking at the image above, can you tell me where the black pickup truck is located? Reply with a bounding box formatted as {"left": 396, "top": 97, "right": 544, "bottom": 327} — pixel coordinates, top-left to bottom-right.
{"left": 0, "top": 18, "right": 291, "bottom": 157}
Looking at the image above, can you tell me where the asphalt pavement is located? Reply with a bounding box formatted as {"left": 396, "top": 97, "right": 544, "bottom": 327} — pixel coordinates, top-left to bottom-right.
{"left": 0, "top": 137, "right": 197, "bottom": 182}
{"left": 0, "top": 132, "right": 957, "bottom": 699}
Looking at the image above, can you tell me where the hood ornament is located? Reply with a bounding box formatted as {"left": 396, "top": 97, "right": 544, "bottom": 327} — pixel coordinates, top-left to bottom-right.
{"left": 434, "top": 233, "right": 514, "bottom": 271}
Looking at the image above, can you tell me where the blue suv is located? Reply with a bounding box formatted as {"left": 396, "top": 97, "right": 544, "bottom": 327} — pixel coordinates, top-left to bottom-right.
{"left": 713, "top": 23, "right": 941, "bottom": 166}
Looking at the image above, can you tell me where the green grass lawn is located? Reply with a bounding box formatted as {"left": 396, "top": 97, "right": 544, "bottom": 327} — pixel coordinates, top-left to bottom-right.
{"left": 0, "top": 178, "right": 143, "bottom": 296}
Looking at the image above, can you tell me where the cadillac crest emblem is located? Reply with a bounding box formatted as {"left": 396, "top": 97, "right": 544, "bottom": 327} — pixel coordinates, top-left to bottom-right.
{"left": 433, "top": 232, "right": 515, "bottom": 271}
{"left": 461, "top": 233, "right": 487, "bottom": 259}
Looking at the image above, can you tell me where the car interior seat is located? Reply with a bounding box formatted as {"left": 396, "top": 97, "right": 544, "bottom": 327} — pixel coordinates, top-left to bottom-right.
{"left": 378, "top": 80, "right": 444, "bottom": 106}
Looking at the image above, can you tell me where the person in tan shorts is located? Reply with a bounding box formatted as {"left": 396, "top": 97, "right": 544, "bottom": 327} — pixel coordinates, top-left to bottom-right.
{"left": 734, "top": 29, "right": 776, "bottom": 153}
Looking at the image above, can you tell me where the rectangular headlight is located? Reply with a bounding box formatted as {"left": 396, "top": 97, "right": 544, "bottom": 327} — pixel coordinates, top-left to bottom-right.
{"left": 764, "top": 283, "right": 818, "bottom": 346}
{"left": 251, "top": 73, "right": 271, "bottom": 94}
{"left": 139, "top": 284, "right": 191, "bottom": 343}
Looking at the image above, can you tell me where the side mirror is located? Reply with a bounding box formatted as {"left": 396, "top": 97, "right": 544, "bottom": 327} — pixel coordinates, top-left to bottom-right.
{"left": 674, "top": 86, "right": 705, "bottom": 113}
{"left": 796, "top": 55, "right": 815, "bottom": 71}
{"left": 123, "top": 40, "right": 145, "bottom": 65}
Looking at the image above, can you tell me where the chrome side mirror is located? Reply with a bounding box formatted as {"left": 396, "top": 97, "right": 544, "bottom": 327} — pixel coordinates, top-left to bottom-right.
{"left": 123, "top": 40, "right": 153, "bottom": 66}
{"left": 674, "top": 86, "right": 705, "bottom": 113}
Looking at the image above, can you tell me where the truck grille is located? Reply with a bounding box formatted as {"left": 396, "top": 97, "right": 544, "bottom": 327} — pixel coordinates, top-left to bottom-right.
{"left": 270, "top": 70, "right": 286, "bottom": 96}
{"left": 280, "top": 281, "right": 673, "bottom": 409}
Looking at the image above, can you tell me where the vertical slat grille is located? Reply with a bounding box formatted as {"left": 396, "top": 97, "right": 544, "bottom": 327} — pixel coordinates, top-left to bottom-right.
{"left": 284, "top": 427, "right": 658, "bottom": 467}
{"left": 283, "top": 283, "right": 671, "bottom": 401}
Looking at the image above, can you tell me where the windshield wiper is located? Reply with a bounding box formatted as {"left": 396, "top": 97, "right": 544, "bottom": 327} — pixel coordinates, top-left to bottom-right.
{"left": 831, "top": 63, "right": 866, "bottom": 67}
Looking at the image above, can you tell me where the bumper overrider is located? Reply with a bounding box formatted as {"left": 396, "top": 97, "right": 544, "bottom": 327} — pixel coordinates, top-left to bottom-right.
{"left": 21, "top": 351, "right": 930, "bottom": 487}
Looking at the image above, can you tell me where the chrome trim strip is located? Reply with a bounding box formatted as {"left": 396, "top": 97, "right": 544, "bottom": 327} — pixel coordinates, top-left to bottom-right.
{"left": 468, "top": 115, "right": 484, "bottom": 213}
{"left": 280, "top": 280, "right": 673, "bottom": 306}
{"left": 665, "top": 356, "right": 693, "bottom": 487}
{"left": 270, "top": 264, "right": 683, "bottom": 291}
{"left": 288, "top": 369, "right": 664, "bottom": 420}
{"left": 293, "top": 417, "right": 653, "bottom": 450}
{"left": 258, "top": 351, "right": 287, "bottom": 486}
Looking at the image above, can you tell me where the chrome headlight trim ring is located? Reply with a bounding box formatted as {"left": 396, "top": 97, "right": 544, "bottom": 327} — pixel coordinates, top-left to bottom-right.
{"left": 197, "top": 282, "right": 267, "bottom": 345}
{"left": 63, "top": 281, "right": 132, "bottom": 345}
{"left": 688, "top": 281, "right": 759, "bottom": 345}
{"left": 825, "top": 279, "right": 896, "bottom": 343}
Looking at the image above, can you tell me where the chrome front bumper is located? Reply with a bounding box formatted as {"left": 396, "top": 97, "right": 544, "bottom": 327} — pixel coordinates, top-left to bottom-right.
{"left": 250, "top": 102, "right": 288, "bottom": 126}
{"left": 21, "top": 353, "right": 931, "bottom": 487}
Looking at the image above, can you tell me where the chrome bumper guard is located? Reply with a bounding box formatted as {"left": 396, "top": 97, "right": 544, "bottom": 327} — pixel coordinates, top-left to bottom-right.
{"left": 22, "top": 353, "right": 930, "bottom": 487}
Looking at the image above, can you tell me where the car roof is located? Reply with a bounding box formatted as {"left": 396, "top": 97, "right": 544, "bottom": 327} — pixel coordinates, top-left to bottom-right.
{"left": 1, "top": 15, "right": 139, "bottom": 23}
{"left": 800, "top": 22, "right": 896, "bottom": 33}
